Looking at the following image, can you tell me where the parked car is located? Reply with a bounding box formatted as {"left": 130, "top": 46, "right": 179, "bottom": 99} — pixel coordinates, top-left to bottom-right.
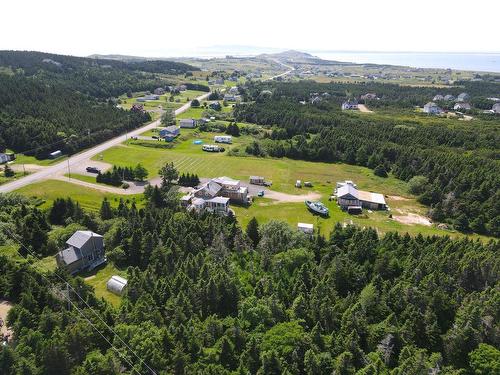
{"left": 304, "top": 181, "right": 313, "bottom": 187}
{"left": 86, "top": 166, "right": 101, "bottom": 174}
{"left": 152, "top": 135, "right": 158, "bottom": 139}
{"left": 258, "top": 190, "right": 265, "bottom": 197}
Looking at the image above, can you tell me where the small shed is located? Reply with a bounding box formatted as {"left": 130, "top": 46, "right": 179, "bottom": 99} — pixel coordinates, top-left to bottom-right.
{"left": 106, "top": 275, "right": 128, "bottom": 296}
{"left": 49, "top": 150, "right": 62, "bottom": 159}
{"left": 297, "top": 223, "right": 313, "bottom": 234}
{"left": 250, "top": 176, "right": 265, "bottom": 185}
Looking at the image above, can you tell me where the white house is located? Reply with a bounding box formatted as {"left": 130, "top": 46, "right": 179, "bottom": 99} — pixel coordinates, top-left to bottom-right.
{"left": 180, "top": 119, "right": 196, "bottom": 128}
{"left": 433, "top": 94, "right": 444, "bottom": 101}
{"left": 444, "top": 94, "right": 455, "bottom": 101}
{"left": 0, "top": 153, "right": 9, "bottom": 164}
{"left": 342, "top": 100, "right": 358, "bottom": 110}
{"left": 454, "top": 103, "right": 471, "bottom": 111}
{"left": 214, "top": 135, "right": 232, "bottom": 144}
{"left": 423, "top": 102, "right": 442, "bottom": 114}
{"left": 492, "top": 103, "right": 500, "bottom": 113}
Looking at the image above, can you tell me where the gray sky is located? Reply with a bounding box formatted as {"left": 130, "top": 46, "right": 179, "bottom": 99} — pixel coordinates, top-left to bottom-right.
{"left": 2, "top": 0, "right": 499, "bottom": 57}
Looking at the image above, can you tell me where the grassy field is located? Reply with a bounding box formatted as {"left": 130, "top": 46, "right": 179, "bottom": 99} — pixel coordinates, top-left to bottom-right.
{"left": 82, "top": 263, "right": 127, "bottom": 307}
{"left": 15, "top": 179, "right": 144, "bottom": 211}
{"left": 119, "top": 90, "right": 207, "bottom": 112}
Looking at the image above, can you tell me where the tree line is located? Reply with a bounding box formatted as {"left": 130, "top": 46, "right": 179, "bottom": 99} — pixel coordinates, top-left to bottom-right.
{"left": 0, "top": 185, "right": 498, "bottom": 374}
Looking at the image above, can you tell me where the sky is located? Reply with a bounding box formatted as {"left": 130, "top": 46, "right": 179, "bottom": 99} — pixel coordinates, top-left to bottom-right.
{"left": 1, "top": 0, "right": 499, "bottom": 57}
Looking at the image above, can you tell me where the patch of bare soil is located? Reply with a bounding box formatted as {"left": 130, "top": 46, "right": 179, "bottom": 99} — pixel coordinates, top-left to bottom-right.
{"left": 265, "top": 190, "right": 322, "bottom": 203}
{"left": 387, "top": 195, "right": 411, "bottom": 201}
{"left": 357, "top": 104, "right": 373, "bottom": 113}
{"left": 393, "top": 213, "right": 432, "bottom": 226}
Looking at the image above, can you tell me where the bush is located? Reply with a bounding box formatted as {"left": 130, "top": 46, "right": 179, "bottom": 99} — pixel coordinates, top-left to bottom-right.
{"left": 408, "top": 175, "right": 429, "bottom": 195}
{"left": 374, "top": 164, "right": 388, "bottom": 178}
{"left": 121, "top": 182, "right": 130, "bottom": 189}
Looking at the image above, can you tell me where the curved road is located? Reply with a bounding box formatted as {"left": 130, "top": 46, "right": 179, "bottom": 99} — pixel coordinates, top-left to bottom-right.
{"left": 0, "top": 92, "right": 210, "bottom": 193}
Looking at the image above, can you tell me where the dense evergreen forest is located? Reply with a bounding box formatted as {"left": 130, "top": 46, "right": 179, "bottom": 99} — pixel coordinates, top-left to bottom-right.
{"left": 0, "top": 75, "right": 150, "bottom": 158}
{"left": 0, "top": 51, "right": 202, "bottom": 158}
{"left": 0, "top": 184, "right": 499, "bottom": 374}
{"left": 235, "top": 81, "right": 500, "bottom": 237}
{"left": 0, "top": 51, "right": 199, "bottom": 98}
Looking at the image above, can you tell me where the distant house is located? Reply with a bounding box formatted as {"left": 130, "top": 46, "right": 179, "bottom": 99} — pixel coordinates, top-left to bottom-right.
{"left": 209, "top": 102, "right": 222, "bottom": 111}
{"left": 214, "top": 135, "right": 232, "bottom": 144}
{"left": 297, "top": 223, "right": 314, "bottom": 235}
{"left": 178, "top": 84, "right": 187, "bottom": 92}
{"left": 137, "top": 94, "right": 160, "bottom": 102}
{"left": 361, "top": 93, "right": 378, "bottom": 100}
{"left": 454, "top": 102, "right": 471, "bottom": 111}
{"left": 55, "top": 231, "right": 106, "bottom": 275}
{"left": 433, "top": 94, "right": 444, "bottom": 101}
{"left": 215, "top": 78, "right": 225, "bottom": 85}
{"left": 492, "top": 103, "right": 500, "bottom": 113}
{"left": 228, "top": 86, "right": 239, "bottom": 95}
{"left": 310, "top": 96, "right": 322, "bottom": 105}
{"left": 0, "top": 153, "right": 9, "bottom": 164}
{"left": 130, "top": 104, "right": 145, "bottom": 113}
{"left": 444, "top": 94, "right": 455, "bottom": 101}
{"left": 153, "top": 87, "right": 165, "bottom": 95}
{"left": 223, "top": 94, "right": 240, "bottom": 102}
{"left": 336, "top": 181, "right": 387, "bottom": 213}
{"left": 179, "top": 118, "right": 196, "bottom": 128}
{"left": 457, "top": 92, "right": 470, "bottom": 102}
{"left": 159, "top": 125, "right": 180, "bottom": 141}
{"left": 342, "top": 100, "right": 358, "bottom": 110}
{"left": 106, "top": 276, "right": 127, "bottom": 296}
{"left": 423, "top": 102, "right": 442, "bottom": 114}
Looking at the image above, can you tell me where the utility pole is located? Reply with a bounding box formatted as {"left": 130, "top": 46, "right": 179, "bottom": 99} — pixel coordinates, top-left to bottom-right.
{"left": 22, "top": 164, "right": 26, "bottom": 176}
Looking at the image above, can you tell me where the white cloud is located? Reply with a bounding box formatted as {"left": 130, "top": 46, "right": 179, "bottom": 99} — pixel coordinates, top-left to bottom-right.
{"left": 1, "top": 0, "right": 499, "bottom": 56}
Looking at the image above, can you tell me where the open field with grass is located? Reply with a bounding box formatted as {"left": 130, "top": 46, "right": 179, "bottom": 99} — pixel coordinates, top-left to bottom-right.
{"left": 9, "top": 151, "right": 68, "bottom": 167}
{"left": 87, "top": 127, "right": 495, "bottom": 239}
{"left": 82, "top": 263, "right": 127, "bottom": 307}
{"left": 15, "top": 179, "right": 144, "bottom": 211}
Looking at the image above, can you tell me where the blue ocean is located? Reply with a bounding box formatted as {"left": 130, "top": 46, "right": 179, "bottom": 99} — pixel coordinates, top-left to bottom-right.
{"left": 312, "top": 52, "right": 500, "bottom": 73}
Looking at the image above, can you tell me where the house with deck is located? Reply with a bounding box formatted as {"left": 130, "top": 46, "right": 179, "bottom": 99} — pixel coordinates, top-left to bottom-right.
{"left": 335, "top": 181, "right": 387, "bottom": 214}
{"left": 159, "top": 126, "right": 180, "bottom": 141}
{"left": 55, "top": 231, "right": 106, "bottom": 275}
{"left": 423, "top": 102, "right": 442, "bottom": 114}
{"left": 342, "top": 100, "right": 358, "bottom": 110}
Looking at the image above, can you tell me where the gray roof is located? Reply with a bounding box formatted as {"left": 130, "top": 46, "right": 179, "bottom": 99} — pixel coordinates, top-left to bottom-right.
{"left": 66, "top": 231, "right": 102, "bottom": 249}
{"left": 337, "top": 184, "right": 359, "bottom": 199}
{"left": 58, "top": 247, "right": 82, "bottom": 265}
{"left": 163, "top": 125, "right": 180, "bottom": 133}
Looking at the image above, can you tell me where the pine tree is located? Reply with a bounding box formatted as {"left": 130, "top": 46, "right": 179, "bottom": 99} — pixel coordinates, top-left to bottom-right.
{"left": 246, "top": 217, "right": 260, "bottom": 248}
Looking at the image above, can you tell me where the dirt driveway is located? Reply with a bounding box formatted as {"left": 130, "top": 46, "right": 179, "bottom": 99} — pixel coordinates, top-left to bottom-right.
{"left": 357, "top": 104, "right": 373, "bottom": 113}
{"left": 393, "top": 212, "right": 432, "bottom": 226}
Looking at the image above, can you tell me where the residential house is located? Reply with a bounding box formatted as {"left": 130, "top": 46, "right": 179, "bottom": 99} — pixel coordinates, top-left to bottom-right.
{"left": 423, "top": 102, "right": 442, "bottom": 114}
{"left": 444, "top": 94, "right": 455, "bottom": 101}
{"left": 154, "top": 87, "right": 165, "bottom": 95}
{"left": 223, "top": 94, "right": 240, "bottom": 102}
{"left": 212, "top": 176, "right": 249, "bottom": 204}
{"left": 457, "top": 92, "right": 470, "bottom": 102}
{"left": 179, "top": 118, "right": 197, "bottom": 128}
{"left": 310, "top": 96, "right": 322, "bottom": 105}
{"left": 159, "top": 125, "right": 180, "bottom": 141}
{"left": 454, "top": 102, "right": 471, "bottom": 111}
{"left": 209, "top": 102, "right": 222, "bottom": 111}
{"left": 55, "top": 231, "right": 106, "bottom": 275}
{"left": 342, "top": 100, "right": 358, "bottom": 110}
{"left": 214, "top": 135, "right": 232, "bottom": 144}
{"left": 433, "top": 94, "right": 444, "bottom": 101}
{"left": 336, "top": 181, "right": 387, "bottom": 213}
{"left": 492, "top": 103, "right": 500, "bottom": 113}
{"left": 215, "top": 78, "right": 225, "bottom": 85}
{"left": 228, "top": 86, "right": 239, "bottom": 95}
{"left": 205, "top": 196, "right": 230, "bottom": 214}
{"left": 0, "top": 153, "right": 10, "bottom": 164}
{"left": 361, "top": 93, "right": 378, "bottom": 100}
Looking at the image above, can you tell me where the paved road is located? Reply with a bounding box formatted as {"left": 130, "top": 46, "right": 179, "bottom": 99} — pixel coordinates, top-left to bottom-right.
{"left": 265, "top": 59, "right": 295, "bottom": 81}
{"left": 0, "top": 92, "right": 210, "bottom": 193}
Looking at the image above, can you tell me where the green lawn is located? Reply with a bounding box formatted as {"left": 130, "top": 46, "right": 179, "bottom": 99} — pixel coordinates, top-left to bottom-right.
{"left": 9, "top": 151, "right": 68, "bottom": 167}
{"left": 82, "top": 263, "right": 127, "bottom": 307}
{"left": 0, "top": 171, "right": 25, "bottom": 186}
{"left": 15, "top": 180, "right": 144, "bottom": 211}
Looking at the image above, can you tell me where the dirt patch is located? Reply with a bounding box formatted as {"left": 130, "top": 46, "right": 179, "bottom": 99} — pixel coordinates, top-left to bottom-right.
{"left": 387, "top": 195, "right": 411, "bottom": 201}
{"left": 10, "top": 164, "right": 48, "bottom": 173}
{"left": 357, "top": 104, "right": 373, "bottom": 113}
{"left": 0, "top": 300, "right": 14, "bottom": 340}
{"left": 393, "top": 213, "right": 432, "bottom": 226}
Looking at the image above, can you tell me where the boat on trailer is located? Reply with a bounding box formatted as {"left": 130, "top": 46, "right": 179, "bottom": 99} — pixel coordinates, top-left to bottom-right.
{"left": 305, "top": 200, "right": 329, "bottom": 216}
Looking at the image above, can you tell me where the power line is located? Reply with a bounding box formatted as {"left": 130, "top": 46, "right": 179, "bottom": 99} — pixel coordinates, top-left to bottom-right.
{"left": 0, "top": 223, "right": 157, "bottom": 375}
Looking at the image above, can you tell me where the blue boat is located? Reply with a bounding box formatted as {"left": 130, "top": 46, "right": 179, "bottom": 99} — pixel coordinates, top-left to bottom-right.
{"left": 305, "top": 200, "right": 329, "bottom": 216}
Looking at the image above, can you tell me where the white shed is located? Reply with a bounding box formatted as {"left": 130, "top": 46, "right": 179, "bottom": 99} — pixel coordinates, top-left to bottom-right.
{"left": 298, "top": 223, "right": 314, "bottom": 234}
{"left": 106, "top": 275, "right": 128, "bottom": 296}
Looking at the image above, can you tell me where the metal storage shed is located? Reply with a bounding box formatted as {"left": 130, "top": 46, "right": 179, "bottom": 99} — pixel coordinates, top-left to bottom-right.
{"left": 106, "top": 275, "right": 128, "bottom": 296}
